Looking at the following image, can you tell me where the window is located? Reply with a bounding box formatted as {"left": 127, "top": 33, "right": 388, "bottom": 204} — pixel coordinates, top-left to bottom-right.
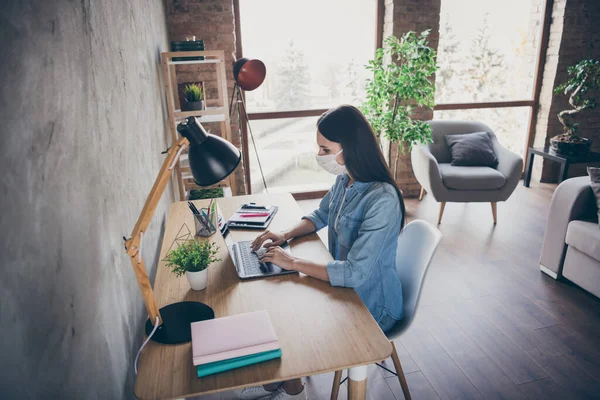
{"left": 237, "top": 0, "right": 379, "bottom": 195}
{"left": 436, "top": 0, "right": 542, "bottom": 104}
{"left": 239, "top": 0, "right": 377, "bottom": 113}
{"left": 433, "top": 0, "right": 547, "bottom": 162}
{"left": 247, "top": 117, "right": 336, "bottom": 194}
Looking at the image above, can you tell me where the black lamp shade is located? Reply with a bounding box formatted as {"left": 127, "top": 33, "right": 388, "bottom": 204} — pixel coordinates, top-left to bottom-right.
{"left": 177, "top": 117, "right": 241, "bottom": 186}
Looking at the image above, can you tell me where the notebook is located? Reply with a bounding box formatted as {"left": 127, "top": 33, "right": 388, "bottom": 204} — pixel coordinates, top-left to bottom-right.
{"left": 191, "top": 310, "right": 281, "bottom": 377}
{"left": 227, "top": 206, "right": 278, "bottom": 229}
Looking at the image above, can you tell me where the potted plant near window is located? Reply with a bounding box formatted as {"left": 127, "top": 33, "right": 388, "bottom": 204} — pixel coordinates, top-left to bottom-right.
{"left": 183, "top": 83, "right": 205, "bottom": 111}
{"left": 361, "top": 31, "right": 438, "bottom": 179}
{"left": 551, "top": 59, "right": 600, "bottom": 156}
{"left": 164, "top": 239, "right": 220, "bottom": 291}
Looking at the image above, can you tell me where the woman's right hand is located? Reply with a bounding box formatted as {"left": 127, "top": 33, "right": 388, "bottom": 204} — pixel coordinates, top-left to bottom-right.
{"left": 251, "top": 230, "right": 287, "bottom": 251}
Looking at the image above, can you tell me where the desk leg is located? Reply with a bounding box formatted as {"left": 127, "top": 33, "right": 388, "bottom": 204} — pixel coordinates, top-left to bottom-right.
{"left": 347, "top": 365, "right": 368, "bottom": 400}
{"left": 558, "top": 161, "right": 569, "bottom": 184}
{"left": 524, "top": 150, "right": 534, "bottom": 187}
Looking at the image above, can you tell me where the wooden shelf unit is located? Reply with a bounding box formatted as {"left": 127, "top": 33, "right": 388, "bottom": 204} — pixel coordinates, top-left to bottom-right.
{"left": 161, "top": 50, "right": 237, "bottom": 200}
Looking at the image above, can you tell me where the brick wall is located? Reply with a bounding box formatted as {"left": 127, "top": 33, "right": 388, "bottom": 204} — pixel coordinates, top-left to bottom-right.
{"left": 532, "top": 0, "right": 600, "bottom": 182}
{"left": 387, "top": 0, "right": 441, "bottom": 197}
{"left": 167, "top": 0, "right": 247, "bottom": 194}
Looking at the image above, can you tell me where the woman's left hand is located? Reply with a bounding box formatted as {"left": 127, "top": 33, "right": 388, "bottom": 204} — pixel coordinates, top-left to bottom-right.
{"left": 259, "top": 247, "right": 297, "bottom": 271}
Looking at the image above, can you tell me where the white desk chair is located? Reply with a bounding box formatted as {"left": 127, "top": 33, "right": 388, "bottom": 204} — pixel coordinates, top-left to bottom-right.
{"left": 330, "top": 220, "right": 442, "bottom": 400}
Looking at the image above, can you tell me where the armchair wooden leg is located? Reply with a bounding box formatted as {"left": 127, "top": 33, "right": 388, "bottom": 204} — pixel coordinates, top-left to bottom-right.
{"left": 419, "top": 186, "right": 425, "bottom": 201}
{"left": 331, "top": 370, "right": 343, "bottom": 400}
{"left": 491, "top": 202, "right": 497, "bottom": 224}
{"left": 437, "top": 202, "right": 446, "bottom": 225}
{"left": 390, "top": 342, "right": 412, "bottom": 400}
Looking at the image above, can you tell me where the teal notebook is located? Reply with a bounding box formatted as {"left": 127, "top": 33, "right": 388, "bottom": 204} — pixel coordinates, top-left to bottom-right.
{"left": 196, "top": 349, "right": 282, "bottom": 378}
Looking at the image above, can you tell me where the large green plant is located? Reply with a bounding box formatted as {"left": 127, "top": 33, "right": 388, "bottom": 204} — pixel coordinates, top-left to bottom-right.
{"left": 554, "top": 59, "right": 600, "bottom": 138}
{"left": 361, "top": 31, "right": 437, "bottom": 177}
{"left": 164, "top": 239, "right": 220, "bottom": 276}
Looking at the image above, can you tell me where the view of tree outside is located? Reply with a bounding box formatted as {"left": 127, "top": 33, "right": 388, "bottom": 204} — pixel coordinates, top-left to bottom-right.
{"left": 238, "top": 0, "right": 377, "bottom": 113}
{"left": 435, "top": 0, "right": 543, "bottom": 157}
{"left": 239, "top": 0, "right": 542, "bottom": 193}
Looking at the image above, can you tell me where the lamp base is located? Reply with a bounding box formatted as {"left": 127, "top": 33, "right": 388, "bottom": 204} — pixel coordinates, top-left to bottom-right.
{"left": 145, "top": 301, "right": 214, "bottom": 344}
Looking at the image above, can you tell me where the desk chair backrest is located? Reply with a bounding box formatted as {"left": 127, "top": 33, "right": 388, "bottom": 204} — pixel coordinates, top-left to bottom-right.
{"left": 388, "top": 220, "right": 442, "bottom": 339}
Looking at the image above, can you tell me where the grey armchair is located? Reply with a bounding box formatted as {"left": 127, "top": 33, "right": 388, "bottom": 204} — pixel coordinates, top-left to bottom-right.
{"left": 411, "top": 120, "right": 523, "bottom": 224}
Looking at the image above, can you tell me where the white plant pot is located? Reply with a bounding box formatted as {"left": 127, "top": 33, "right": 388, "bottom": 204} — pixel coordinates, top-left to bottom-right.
{"left": 186, "top": 269, "right": 208, "bottom": 291}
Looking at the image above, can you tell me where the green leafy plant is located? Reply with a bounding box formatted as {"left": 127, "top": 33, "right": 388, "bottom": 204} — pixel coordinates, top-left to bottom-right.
{"left": 554, "top": 59, "right": 600, "bottom": 140}
{"left": 164, "top": 239, "right": 220, "bottom": 277}
{"left": 189, "top": 188, "right": 224, "bottom": 200}
{"left": 361, "top": 31, "right": 437, "bottom": 177}
{"left": 184, "top": 83, "right": 204, "bottom": 102}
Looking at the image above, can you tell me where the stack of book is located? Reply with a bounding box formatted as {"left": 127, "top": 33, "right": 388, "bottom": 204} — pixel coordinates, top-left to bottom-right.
{"left": 171, "top": 40, "right": 205, "bottom": 61}
{"left": 191, "top": 310, "right": 282, "bottom": 378}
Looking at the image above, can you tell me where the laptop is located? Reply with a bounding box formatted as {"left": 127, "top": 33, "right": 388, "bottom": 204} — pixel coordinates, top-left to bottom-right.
{"left": 227, "top": 240, "right": 297, "bottom": 279}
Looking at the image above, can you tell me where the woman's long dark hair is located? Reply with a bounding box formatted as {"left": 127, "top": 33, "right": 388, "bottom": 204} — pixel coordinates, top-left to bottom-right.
{"left": 317, "top": 104, "right": 406, "bottom": 229}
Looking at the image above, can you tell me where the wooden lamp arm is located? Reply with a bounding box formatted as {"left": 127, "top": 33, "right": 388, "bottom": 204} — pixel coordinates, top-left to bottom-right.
{"left": 124, "top": 136, "right": 190, "bottom": 326}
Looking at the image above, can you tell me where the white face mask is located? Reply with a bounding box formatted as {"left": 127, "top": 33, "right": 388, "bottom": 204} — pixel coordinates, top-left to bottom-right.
{"left": 316, "top": 150, "right": 346, "bottom": 176}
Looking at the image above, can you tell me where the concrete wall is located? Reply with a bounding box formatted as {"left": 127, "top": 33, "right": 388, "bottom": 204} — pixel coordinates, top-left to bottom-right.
{"left": 0, "top": 0, "right": 171, "bottom": 398}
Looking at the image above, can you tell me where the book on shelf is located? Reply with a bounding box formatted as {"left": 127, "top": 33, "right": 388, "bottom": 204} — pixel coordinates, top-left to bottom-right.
{"left": 171, "top": 40, "right": 205, "bottom": 61}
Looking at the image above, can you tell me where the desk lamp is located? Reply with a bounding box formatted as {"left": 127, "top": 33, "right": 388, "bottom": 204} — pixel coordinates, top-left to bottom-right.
{"left": 123, "top": 117, "right": 241, "bottom": 344}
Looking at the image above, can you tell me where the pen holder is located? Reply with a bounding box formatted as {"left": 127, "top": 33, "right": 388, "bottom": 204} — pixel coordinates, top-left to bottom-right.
{"left": 194, "top": 209, "right": 217, "bottom": 237}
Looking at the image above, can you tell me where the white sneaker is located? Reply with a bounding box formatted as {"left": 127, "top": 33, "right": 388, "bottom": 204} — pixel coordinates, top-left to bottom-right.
{"left": 233, "top": 385, "right": 278, "bottom": 399}
{"left": 263, "top": 386, "right": 307, "bottom": 400}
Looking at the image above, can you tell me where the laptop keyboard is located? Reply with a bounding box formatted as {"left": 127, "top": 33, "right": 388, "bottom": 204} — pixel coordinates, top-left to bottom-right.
{"left": 237, "top": 241, "right": 265, "bottom": 275}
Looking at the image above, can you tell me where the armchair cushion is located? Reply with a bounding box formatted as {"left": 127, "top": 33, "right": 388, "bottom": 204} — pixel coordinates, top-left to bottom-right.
{"left": 438, "top": 164, "right": 506, "bottom": 190}
{"left": 566, "top": 220, "right": 600, "bottom": 261}
{"left": 445, "top": 132, "right": 498, "bottom": 167}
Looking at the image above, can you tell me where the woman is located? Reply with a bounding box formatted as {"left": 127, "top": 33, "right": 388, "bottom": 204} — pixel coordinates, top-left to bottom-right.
{"left": 235, "top": 105, "right": 406, "bottom": 400}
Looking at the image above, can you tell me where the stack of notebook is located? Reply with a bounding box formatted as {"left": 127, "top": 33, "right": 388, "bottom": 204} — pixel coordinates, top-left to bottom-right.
{"left": 191, "top": 310, "right": 282, "bottom": 378}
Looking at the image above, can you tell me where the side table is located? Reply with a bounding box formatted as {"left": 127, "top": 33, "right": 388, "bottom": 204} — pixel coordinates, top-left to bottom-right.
{"left": 523, "top": 146, "right": 600, "bottom": 187}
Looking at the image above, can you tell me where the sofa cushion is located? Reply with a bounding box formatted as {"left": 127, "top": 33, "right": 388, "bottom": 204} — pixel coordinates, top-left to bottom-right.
{"left": 566, "top": 220, "right": 600, "bottom": 261}
{"left": 588, "top": 167, "right": 600, "bottom": 225}
{"left": 438, "top": 163, "right": 506, "bottom": 190}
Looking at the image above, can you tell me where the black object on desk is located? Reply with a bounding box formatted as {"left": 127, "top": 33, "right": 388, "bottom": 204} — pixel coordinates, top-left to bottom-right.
{"left": 524, "top": 146, "right": 600, "bottom": 187}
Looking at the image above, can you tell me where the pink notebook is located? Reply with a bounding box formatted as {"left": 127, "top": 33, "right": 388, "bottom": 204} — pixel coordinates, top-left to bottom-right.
{"left": 191, "top": 310, "right": 280, "bottom": 366}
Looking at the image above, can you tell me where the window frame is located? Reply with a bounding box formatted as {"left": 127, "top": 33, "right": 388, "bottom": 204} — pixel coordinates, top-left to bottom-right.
{"left": 234, "top": 0, "right": 552, "bottom": 199}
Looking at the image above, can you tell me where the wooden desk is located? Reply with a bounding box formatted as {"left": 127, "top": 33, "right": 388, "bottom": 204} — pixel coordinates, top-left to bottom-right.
{"left": 134, "top": 193, "right": 392, "bottom": 400}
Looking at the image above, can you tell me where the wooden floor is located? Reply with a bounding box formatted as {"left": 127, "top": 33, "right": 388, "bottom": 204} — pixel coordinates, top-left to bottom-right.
{"left": 195, "top": 182, "right": 600, "bottom": 400}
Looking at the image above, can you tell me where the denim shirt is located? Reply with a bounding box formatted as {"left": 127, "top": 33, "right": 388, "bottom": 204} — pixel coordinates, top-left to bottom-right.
{"left": 303, "top": 174, "right": 404, "bottom": 326}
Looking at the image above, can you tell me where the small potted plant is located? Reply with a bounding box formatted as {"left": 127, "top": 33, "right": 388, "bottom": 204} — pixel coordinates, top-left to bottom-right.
{"left": 551, "top": 59, "right": 600, "bottom": 156}
{"left": 164, "top": 239, "right": 220, "bottom": 291}
{"left": 183, "top": 83, "right": 205, "bottom": 111}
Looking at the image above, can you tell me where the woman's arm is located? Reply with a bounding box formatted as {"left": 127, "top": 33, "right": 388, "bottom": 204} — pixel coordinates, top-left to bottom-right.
{"left": 259, "top": 247, "right": 330, "bottom": 282}
{"left": 283, "top": 219, "right": 318, "bottom": 240}
{"left": 326, "top": 193, "right": 400, "bottom": 288}
{"left": 252, "top": 190, "right": 332, "bottom": 250}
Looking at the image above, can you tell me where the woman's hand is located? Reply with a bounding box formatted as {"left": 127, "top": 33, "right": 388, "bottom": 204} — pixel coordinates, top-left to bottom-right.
{"left": 251, "top": 230, "right": 287, "bottom": 251}
{"left": 259, "top": 247, "right": 297, "bottom": 271}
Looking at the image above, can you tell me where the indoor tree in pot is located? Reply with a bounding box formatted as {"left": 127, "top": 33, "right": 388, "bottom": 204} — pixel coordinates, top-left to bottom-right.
{"left": 551, "top": 59, "right": 600, "bottom": 156}
{"left": 361, "top": 31, "right": 437, "bottom": 179}
{"left": 183, "top": 83, "right": 205, "bottom": 111}
{"left": 164, "top": 239, "right": 220, "bottom": 291}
